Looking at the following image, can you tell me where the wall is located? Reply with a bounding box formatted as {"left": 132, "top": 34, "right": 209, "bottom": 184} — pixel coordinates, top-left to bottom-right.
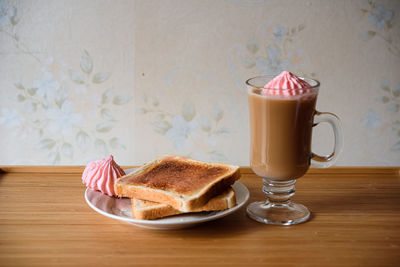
{"left": 0, "top": 0, "right": 399, "bottom": 166}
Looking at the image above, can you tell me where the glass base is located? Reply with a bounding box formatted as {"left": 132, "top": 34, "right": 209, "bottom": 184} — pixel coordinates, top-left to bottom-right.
{"left": 247, "top": 201, "right": 310, "bottom": 225}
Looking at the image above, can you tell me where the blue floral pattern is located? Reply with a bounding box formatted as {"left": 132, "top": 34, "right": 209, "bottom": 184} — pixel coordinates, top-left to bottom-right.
{"left": 227, "top": 23, "right": 314, "bottom": 92}
{"left": 361, "top": 78, "right": 400, "bottom": 151}
{"left": 0, "top": 108, "right": 20, "bottom": 129}
{"left": 368, "top": 4, "right": 394, "bottom": 30}
{"left": 361, "top": 109, "right": 382, "bottom": 130}
{"left": 139, "top": 91, "right": 228, "bottom": 161}
{"left": 0, "top": 0, "right": 17, "bottom": 27}
{"left": 0, "top": 4, "right": 132, "bottom": 164}
{"left": 255, "top": 44, "right": 291, "bottom": 75}
{"left": 358, "top": 1, "right": 400, "bottom": 152}
{"left": 0, "top": 51, "right": 132, "bottom": 164}
{"left": 166, "top": 115, "right": 198, "bottom": 150}
{"left": 360, "top": 0, "right": 399, "bottom": 57}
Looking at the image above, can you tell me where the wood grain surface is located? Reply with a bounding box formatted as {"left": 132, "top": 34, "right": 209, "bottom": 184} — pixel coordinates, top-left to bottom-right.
{"left": 0, "top": 166, "right": 399, "bottom": 266}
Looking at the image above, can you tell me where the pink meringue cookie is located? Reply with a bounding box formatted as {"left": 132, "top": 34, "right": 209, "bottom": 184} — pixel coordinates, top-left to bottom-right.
{"left": 263, "top": 71, "right": 312, "bottom": 96}
{"left": 82, "top": 155, "right": 126, "bottom": 197}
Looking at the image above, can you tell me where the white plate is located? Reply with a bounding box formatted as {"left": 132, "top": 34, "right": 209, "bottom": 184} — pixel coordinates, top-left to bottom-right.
{"left": 85, "top": 168, "right": 249, "bottom": 230}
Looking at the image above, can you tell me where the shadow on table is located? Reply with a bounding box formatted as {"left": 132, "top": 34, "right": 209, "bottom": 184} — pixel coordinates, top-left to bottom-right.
{"left": 0, "top": 170, "right": 5, "bottom": 185}
{"left": 157, "top": 209, "right": 261, "bottom": 238}
{"left": 152, "top": 206, "right": 317, "bottom": 238}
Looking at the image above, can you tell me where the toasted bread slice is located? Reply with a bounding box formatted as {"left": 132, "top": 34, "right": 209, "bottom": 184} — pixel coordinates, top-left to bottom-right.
{"left": 131, "top": 187, "right": 236, "bottom": 220}
{"left": 115, "top": 155, "right": 241, "bottom": 212}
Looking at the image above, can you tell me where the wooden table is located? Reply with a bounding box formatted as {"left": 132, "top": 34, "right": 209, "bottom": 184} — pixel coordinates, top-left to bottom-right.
{"left": 0, "top": 166, "right": 399, "bottom": 266}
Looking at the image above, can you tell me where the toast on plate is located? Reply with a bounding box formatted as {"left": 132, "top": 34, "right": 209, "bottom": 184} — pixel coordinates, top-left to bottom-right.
{"left": 131, "top": 187, "right": 236, "bottom": 220}
{"left": 115, "top": 155, "right": 240, "bottom": 212}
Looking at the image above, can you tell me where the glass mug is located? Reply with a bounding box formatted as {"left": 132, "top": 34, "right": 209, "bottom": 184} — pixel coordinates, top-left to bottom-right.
{"left": 246, "top": 75, "right": 343, "bottom": 225}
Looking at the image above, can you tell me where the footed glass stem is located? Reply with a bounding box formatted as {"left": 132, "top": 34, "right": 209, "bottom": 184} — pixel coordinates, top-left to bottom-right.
{"left": 246, "top": 178, "right": 310, "bottom": 225}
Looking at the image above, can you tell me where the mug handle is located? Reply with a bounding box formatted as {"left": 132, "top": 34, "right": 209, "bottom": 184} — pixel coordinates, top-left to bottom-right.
{"left": 311, "top": 111, "right": 344, "bottom": 168}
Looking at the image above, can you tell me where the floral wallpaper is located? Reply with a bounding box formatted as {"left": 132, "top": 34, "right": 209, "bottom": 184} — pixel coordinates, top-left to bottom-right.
{"left": 0, "top": 0, "right": 399, "bottom": 166}
{"left": 139, "top": 93, "right": 228, "bottom": 161}
{"left": 360, "top": 1, "right": 398, "bottom": 57}
{"left": 0, "top": 0, "right": 134, "bottom": 164}
{"left": 137, "top": 66, "right": 236, "bottom": 162}
{"left": 359, "top": 1, "right": 400, "bottom": 154}
{"left": 227, "top": 22, "right": 315, "bottom": 92}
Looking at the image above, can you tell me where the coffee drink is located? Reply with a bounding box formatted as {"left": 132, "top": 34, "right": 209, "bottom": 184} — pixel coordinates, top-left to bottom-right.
{"left": 245, "top": 71, "right": 343, "bottom": 225}
{"left": 248, "top": 90, "right": 317, "bottom": 180}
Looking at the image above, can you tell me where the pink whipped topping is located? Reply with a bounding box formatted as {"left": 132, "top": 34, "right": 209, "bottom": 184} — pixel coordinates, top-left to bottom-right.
{"left": 263, "top": 71, "right": 312, "bottom": 96}
{"left": 82, "top": 155, "right": 126, "bottom": 197}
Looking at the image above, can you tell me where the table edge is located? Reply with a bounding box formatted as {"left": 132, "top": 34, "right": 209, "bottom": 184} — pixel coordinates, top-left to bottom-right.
{"left": 0, "top": 166, "right": 399, "bottom": 175}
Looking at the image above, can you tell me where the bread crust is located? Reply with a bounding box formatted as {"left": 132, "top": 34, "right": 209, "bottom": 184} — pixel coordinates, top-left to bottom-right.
{"left": 132, "top": 199, "right": 179, "bottom": 220}
{"left": 115, "top": 155, "right": 241, "bottom": 212}
{"left": 131, "top": 187, "right": 237, "bottom": 220}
